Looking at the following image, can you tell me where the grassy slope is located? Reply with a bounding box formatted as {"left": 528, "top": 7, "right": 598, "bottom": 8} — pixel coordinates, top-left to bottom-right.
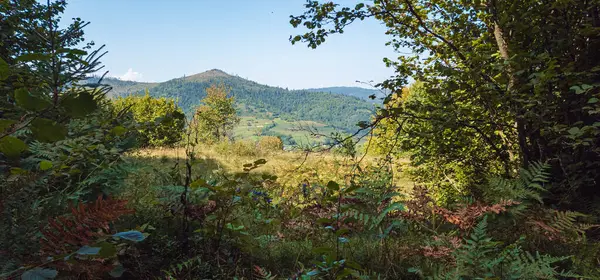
{"left": 132, "top": 146, "right": 413, "bottom": 197}
{"left": 233, "top": 116, "right": 339, "bottom": 145}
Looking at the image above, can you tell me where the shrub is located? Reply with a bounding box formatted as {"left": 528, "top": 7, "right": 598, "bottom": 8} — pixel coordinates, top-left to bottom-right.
{"left": 214, "top": 139, "right": 258, "bottom": 157}
{"left": 230, "top": 140, "right": 258, "bottom": 157}
{"left": 257, "top": 136, "right": 283, "bottom": 153}
{"left": 113, "top": 90, "right": 186, "bottom": 148}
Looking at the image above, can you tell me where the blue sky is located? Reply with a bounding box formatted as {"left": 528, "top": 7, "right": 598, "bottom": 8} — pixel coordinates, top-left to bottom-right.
{"left": 62, "top": 0, "right": 397, "bottom": 89}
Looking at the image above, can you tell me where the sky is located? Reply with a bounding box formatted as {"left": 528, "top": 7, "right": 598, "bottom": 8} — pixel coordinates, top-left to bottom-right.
{"left": 61, "top": 0, "right": 398, "bottom": 89}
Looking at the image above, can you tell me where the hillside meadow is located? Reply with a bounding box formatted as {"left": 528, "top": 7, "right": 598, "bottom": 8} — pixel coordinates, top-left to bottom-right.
{"left": 128, "top": 144, "right": 414, "bottom": 199}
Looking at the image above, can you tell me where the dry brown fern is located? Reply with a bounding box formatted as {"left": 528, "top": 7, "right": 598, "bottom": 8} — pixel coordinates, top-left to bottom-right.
{"left": 435, "top": 200, "right": 519, "bottom": 231}
{"left": 527, "top": 209, "right": 599, "bottom": 242}
{"left": 40, "top": 195, "right": 134, "bottom": 256}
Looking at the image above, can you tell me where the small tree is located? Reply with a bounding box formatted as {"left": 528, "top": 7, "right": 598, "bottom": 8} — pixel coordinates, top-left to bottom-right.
{"left": 193, "top": 84, "right": 240, "bottom": 143}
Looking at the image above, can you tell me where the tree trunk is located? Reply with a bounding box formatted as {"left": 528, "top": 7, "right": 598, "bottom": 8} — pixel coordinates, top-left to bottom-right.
{"left": 488, "top": 0, "right": 532, "bottom": 166}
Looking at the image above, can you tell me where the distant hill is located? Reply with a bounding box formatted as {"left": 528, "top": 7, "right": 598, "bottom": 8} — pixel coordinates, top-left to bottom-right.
{"left": 305, "top": 86, "right": 387, "bottom": 102}
{"left": 88, "top": 69, "right": 375, "bottom": 133}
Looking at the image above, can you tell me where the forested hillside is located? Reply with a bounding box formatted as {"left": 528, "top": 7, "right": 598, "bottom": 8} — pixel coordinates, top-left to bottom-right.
{"left": 305, "top": 86, "right": 386, "bottom": 102}
{"left": 93, "top": 70, "right": 375, "bottom": 132}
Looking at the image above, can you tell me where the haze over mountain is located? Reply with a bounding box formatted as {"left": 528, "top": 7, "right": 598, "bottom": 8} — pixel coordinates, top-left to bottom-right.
{"left": 90, "top": 69, "right": 377, "bottom": 134}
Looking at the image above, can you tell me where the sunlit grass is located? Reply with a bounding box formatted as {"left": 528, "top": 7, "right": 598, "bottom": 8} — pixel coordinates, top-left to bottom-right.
{"left": 129, "top": 145, "right": 413, "bottom": 196}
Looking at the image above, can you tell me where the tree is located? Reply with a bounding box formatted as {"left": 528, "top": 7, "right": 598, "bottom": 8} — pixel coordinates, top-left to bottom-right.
{"left": 113, "top": 90, "right": 185, "bottom": 147}
{"left": 290, "top": 0, "right": 600, "bottom": 209}
{"left": 193, "top": 84, "right": 240, "bottom": 143}
{"left": 0, "top": 0, "right": 138, "bottom": 275}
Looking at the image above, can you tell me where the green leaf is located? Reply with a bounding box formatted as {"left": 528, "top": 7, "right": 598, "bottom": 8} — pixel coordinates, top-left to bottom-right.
{"left": 327, "top": 180, "right": 339, "bottom": 191}
{"left": 336, "top": 228, "right": 350, "bottom": 236}
{"left": 98, "top": 242, "right": 117, "bottom": 258}
{"left": 14, "top": 88, "right": 51, "bottom": 111}
{"left": 30, "top": 118, "right": 67, "bottom": 142}
{"left": 0, "top": 136, "right": 28, "bottom": 158}
{"left": 312, "top": 246, "right": 334, "bottom": 255}
{"left": 316, "top": 218, "right": 332, "bottom": 224}
{"left": 15, "top": 53, "right": 52, "bottom": 62}
{"left": 588, "top": 97, "right": 598, "bottom": 104}
{"left": 567, "top": 127, "right": 580, "bottom": 136}
{"left": 57, "top": 48, "right": 88, "bottom": 56}
{"left": 39, "top": 160, "right": 53, "bottom": 171}
{"left": 345, "top": 260, "right": 362, "bottom": 270}
{"left": 62, "top": 91, "right": 97, "bottom": 117}
{"left": 10, "top": 167, "right": 28, "bottom": 175}
{"left": 226, "top": 223, "right": 245, "bottom": 231}
{"left": 581, "top": 84, "right": 593, "bottom": 90}
{"left": 0, "top": 119, "right": 17, "bottom": 133}
{"left": 0, "top": 57, "right": 9, "bottom": 81}
{"left": 570, "top": 85, "right": 584, "bottom": 94}
{"left": 110, "top": 126, "right": 127, "bottom": 136}
{"left": 21, "top": 267, "right": 58, "bottom": 280}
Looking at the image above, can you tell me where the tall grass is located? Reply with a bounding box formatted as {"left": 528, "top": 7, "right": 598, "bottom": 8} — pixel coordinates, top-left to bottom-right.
{"left": 130, "top": 143, "right": 413, "bottom": 198}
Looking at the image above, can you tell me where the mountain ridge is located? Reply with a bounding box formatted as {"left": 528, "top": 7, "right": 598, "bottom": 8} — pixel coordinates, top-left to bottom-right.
{"left": 89, "top": 69, "right": 376, "bottom": 133}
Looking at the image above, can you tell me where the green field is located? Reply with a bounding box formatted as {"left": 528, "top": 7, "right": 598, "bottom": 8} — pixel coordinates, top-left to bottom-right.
{"left": 233, "top": 116, "right": 340, "bottom": 146}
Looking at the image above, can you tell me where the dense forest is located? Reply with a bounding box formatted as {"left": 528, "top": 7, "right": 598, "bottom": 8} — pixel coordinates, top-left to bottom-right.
{"left": 1, "top": 0, "right": 600, "bottom": 279}
{"left": 304, "top": 87, "right": 386, "bottom": 102}
{"left": 92, "top": 71, "right": 376, "bottom": 133}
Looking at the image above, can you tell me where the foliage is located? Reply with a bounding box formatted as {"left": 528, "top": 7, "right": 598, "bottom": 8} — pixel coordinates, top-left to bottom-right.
{"left": 331, "top": 133, "right": 357, "bottom": 159}
{"left": 290, "top": 0, "right": 600, "bottom": 211}
{"left": 192, "top": 83, "right": 240, "bottom": 143}
{"left": 0, "top": 1, "right": 144, "bottom": 277}
{"left": 112, "top": 90, "right": 185, "bottom": 147}
{"left": 257, "top": 136, "right": 284, "bottom": 153}
{"left": 40, "top": 195, "right": 134, "bottom": 255}
{"left": 484, "top": 161, "right": 551, "bottom": 204}
{"left": 411, "top": 217, "right": 578, "bottom": 279}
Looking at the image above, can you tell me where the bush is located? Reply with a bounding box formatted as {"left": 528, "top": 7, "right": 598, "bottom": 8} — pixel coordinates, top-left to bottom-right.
{"left": 257, "top": 136, "right": 283, "bottom": 153}
{"left": 214, "top": 139, "right": 258, "bottom": 157}
{"left": 230, "top": 140, "right": 258, "bottom": 157}
{"left": 113, "top": 90, "right": 186, "bottom": 148}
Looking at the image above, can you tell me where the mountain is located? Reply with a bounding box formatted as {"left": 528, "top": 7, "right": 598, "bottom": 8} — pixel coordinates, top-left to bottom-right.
{"left": 89, "top": 69, "right": 376, "bottom": 133}
{"left": 305, "top": 86, "right": 387, "bottom": 102}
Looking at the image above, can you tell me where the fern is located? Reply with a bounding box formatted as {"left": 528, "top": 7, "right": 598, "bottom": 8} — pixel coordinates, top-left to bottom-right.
{"left": 40, "top": 195, "right": 134, "bottom": 255}
{"left": 504, "top": 250, "right": 576, "bottom": 279}
{"left": 454, "top": 216, "right": 501, "bottom": 278}
{"left": 28, "top": 141, "right": 61, "bottom": 160}
{"left": 413, "top": 217, "right": 581, "bottom": 280}
{"left": 163, "top": 255, "right": 211, "bottom": 279}
{"left": 485, "top": 161, "right": 551, "bottom": 204}
{"left": 529, "top": 209, "right": 598, "bottom": 242}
